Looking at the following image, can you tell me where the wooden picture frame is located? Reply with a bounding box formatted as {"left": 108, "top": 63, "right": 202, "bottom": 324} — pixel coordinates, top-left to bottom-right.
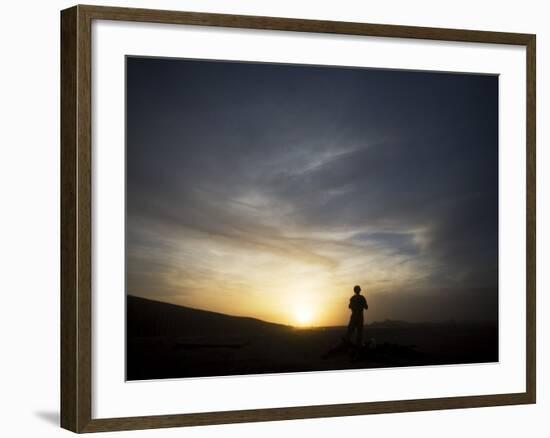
{"left": 61, "top": 4, "right": 536, "bottom": 433}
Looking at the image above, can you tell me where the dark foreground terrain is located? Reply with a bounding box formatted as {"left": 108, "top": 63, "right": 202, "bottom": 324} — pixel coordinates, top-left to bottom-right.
{"left": 126, "top": 295, "right": 498, "bottom": 381}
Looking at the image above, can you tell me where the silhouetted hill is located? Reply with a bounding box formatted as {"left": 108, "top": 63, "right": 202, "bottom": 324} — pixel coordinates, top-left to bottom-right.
{"left": 127, "top": 295, "right": 290, "bottom": 338}
{"left": 126, "top": 295, "right": 498, "bottom": 380}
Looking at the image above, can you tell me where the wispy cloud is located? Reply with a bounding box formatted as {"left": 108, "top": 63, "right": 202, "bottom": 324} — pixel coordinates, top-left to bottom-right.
{"left": 126, "top": 57, "right": 498, "bottom": 325}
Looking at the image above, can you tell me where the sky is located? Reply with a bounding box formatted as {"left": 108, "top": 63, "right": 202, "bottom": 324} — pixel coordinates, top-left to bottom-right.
{"left": 126, "top": 56, "right": 498, "bottom": 327}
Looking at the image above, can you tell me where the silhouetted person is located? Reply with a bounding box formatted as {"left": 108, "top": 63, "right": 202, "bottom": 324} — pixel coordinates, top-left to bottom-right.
{"left": 345, "top": 285, "right": 368, "bottom": 346}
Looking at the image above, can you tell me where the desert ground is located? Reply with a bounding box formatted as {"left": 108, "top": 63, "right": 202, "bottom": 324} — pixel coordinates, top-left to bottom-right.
{"left": 126, "top": 295, "right": 498, "bottom": 381}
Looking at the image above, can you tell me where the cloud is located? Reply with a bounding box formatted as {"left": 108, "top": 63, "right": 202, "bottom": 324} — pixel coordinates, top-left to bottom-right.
{"left": 125, "top": 56, "right": 498, "bottom": 324}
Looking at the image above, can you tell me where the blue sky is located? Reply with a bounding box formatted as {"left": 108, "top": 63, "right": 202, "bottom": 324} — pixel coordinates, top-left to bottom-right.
{"left": 126, "top": 56, "right": 498, "bottom": 326}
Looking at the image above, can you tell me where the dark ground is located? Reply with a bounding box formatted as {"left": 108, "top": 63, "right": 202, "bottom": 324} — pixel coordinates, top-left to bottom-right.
{"left": 126, "top": 295, "right": 498, "bottom": 381}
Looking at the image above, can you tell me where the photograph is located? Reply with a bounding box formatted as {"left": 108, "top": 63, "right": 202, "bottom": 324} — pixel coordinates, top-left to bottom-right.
{"left": 0, "top": 0, "right": 542, "bottom": 434}
{"left": 125, "top": 56, "right": 499, "bottom": 381}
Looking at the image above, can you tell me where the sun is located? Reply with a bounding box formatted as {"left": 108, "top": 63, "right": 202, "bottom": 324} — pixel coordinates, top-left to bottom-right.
{"left": 293, "top": 307, "right": 314, "bottom": 327}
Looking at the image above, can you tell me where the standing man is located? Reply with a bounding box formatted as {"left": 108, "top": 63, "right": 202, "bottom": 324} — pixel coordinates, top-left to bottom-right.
{"left": 345, "top": 285, "right": 368, "bottom": 346}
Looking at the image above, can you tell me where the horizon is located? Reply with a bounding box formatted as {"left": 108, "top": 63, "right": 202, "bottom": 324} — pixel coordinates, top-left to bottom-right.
{"left": 126, "top": 56, "right": 499, "bottom": 328}
{"left": 126, "top": 293, "right": 498, "bottom": 329}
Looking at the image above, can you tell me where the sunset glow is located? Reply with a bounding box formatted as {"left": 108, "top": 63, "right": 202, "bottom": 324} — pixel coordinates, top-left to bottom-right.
{"left": 126, "top": 57, "right": 499, "bottom": 327}
{"left": 293, "top": 306, "right": 315, "bottom": 327}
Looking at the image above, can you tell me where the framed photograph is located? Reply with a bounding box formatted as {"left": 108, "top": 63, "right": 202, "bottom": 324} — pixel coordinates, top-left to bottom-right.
{"left": 60, "top": 4, "right": 536, "bottom": 433}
